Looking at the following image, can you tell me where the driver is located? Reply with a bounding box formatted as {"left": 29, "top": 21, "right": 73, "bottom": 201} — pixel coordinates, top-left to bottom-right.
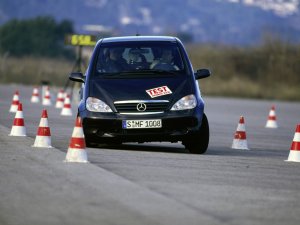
{"left": 105, "top": 47, "right": 129, "bottom": 72}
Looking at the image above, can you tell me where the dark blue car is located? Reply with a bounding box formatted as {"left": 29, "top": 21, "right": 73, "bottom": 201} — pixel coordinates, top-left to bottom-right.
{"left": 70, "top": 36, "right": 210, "bottom": 154}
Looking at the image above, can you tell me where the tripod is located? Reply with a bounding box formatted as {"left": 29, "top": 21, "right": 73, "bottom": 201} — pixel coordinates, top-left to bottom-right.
{"left": 64, "top": 45, "right": 86, "bottom": 101}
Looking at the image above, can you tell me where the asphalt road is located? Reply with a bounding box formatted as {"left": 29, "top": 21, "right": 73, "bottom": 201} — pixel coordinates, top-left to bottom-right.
{"left": 0, "top": 84, "right": 300, "bottom": 225}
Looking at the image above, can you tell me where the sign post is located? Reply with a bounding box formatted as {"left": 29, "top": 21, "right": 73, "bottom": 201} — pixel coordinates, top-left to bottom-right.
{"left": 64, "top": 34, "right": 97, "bottom": 100}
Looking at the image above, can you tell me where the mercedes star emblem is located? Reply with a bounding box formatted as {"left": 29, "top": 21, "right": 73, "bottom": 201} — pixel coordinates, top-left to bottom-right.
{"left": 136, "top": 103, "right": 147, "bottom": 112}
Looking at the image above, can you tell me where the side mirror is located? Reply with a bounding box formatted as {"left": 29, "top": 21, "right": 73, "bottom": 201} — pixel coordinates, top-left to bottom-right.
{"left": 69, "top": 72, "right": 85, "bottom": 83}
{"left": 194, "top": 69, "right": 211, "bottom": 80}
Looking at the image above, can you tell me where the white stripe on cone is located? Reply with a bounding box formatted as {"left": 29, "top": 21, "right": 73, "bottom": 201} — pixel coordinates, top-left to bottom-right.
{"left": 65, "top": 149, "right": 88, "bottom": 163}
{"left": 266, "top": 120, "right": 278, "bottom": 128}
{"left": 33, "top": 136, "right": 52, "bottom": 148}
{"left": 286, "top": 125, "right": 300, "bottom": 162}
{"left": 232, "top": 139, "right": 248, "bottom": 150}
{"left": 10, "top": 126, "right": 26, "bottom": 136}
{"left": 72, "top": 127, "right": 85, "bottom": 138}
{"left": 287, "top": 151, "right": 300, "bottom": 162}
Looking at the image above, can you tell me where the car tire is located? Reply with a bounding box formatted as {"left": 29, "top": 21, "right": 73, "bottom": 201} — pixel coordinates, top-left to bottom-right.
{"left": 182, "top": 113, "right": 209, "bottom": 154}
{"left": 85, "top": 136, "right": 98, "bottom": 148}
{"left": 83, "top": 131, "right": 99, "bottom": 148}
{"left": 85, "top": 135, "right": 122, "bottom": 147}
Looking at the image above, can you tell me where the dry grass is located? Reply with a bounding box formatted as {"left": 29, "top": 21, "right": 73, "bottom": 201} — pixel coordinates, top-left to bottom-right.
{"left": 0, "top": 56, "right": 73, "bottom": 86}
{"left": 188, "top": 43, "right": 300, "bottom": 101}
{"left": 199, "top": 76, "right": 300, "bottom": 101}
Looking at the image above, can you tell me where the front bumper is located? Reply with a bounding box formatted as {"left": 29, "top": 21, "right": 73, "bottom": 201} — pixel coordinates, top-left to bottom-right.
{"left": 80, "top": 109, "right": 204, "bottom": 142}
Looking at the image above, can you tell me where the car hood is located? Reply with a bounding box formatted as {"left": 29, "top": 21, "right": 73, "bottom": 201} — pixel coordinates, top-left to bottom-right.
{"left": 88, "top": 76, "right": 193, "bottom": 104}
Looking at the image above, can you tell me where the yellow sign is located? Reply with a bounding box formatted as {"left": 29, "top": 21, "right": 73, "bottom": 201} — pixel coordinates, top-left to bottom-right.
{"left": 65, "top": 34, "right": 97, "bottom": 46}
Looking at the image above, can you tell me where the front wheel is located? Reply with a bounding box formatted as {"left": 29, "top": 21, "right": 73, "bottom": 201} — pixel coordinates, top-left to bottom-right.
{"left": 182, "top": 113, "right": 209, "bottom": 154}
{"left": 84, "top": 134, "right": 122, "bottom": 148}
{"left": 85, "top": 135, "right": 98, "bottom": 148}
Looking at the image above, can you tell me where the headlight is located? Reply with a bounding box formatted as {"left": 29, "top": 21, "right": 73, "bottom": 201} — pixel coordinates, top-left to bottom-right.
{"left": 171, "top": 94, "right": 197, "bottom": 111}
{"left": 86, "top": 97, "right": 112, "bottom": 112}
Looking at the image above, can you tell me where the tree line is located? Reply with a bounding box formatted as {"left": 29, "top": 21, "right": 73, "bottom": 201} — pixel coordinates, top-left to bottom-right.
{"left": 0, "top": 16, "right": 75, "bottom": 58}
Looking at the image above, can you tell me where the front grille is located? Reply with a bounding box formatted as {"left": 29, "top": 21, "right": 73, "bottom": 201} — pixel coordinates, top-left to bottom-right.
{"left": 114, "top": 100, "right": 169, "bottom": 113}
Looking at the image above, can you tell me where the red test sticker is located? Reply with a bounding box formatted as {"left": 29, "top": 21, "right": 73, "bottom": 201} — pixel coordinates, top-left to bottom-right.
{"left": 146, "top": 86, "right": 172, "bottom": 98}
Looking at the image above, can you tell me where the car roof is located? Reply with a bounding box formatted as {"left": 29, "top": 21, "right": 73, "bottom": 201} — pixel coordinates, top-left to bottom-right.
{"left": 101, "top": 36, "right": 178, "bottom": 43}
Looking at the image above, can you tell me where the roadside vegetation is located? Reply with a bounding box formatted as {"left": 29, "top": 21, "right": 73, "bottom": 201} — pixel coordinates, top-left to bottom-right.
{"left": 0, "top": 55, "right": 73, "bottom": 86}
{"left": 0, "top": 16, "right": 299, "bottom": 101}
{"left": 0, "top": 16, "right": 75, "bottom": 87}
{"left": 0, "top": 16, "right": 74, "bottom": 58}
{"left": 187, "top": 38, "right": 300, "bottom": 101}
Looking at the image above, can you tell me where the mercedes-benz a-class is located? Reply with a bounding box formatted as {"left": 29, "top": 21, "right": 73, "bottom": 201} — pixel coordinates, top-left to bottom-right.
{"left": 69, "top": 36, "right": 210, "bottom": 154}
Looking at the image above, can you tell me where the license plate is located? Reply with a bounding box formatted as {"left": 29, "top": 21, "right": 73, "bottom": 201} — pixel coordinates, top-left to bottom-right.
{"left": 122, "top": 119, "right": 162, "bottom": 129}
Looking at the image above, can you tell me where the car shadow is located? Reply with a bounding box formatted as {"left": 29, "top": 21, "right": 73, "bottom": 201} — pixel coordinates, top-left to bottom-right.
{"left": 88, "top": 142, "right": 190, "bottom": 154}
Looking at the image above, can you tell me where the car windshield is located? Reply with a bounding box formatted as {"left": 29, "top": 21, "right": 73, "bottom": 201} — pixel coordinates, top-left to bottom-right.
{"left": 94, "top": 41, "right": 185, "bottom": 77}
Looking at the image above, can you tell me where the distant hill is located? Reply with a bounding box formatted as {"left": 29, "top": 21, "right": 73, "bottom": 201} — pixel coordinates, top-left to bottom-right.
{"left": 0, "top": 0, "right": 299, "bottom": 45}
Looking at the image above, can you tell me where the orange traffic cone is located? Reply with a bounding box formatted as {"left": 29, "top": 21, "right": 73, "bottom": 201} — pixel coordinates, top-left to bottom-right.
{"left": 31, "top": 87, "right": 40, "bottom": 103}
{"left": 9, "top": 103, "right": 26, "bottom": 136}
{"left": 65, "top": 117, "right": 88, "bottom": 163}
{"left": 55, "top": 89, "right": 65, "bottom": 108}
{"left": 32, "top": 109, "right": 52, "bottom": 148}
{"left": 9, "top": 91, "right": 20, "bottom": 113}
{"left": 286, "top": 124, "right": 300, "bottom": 162}
{"left": 42, "top": 87, "right": 52, "bottom": 106}
{"left": 265, "top": 105, "right": 278, "bottom": 128}
{"left": 232, "top": 116, "right": 249, "bottom": 150}
{"left": 61, "top": 94, "right": 72, "bottom": 116}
